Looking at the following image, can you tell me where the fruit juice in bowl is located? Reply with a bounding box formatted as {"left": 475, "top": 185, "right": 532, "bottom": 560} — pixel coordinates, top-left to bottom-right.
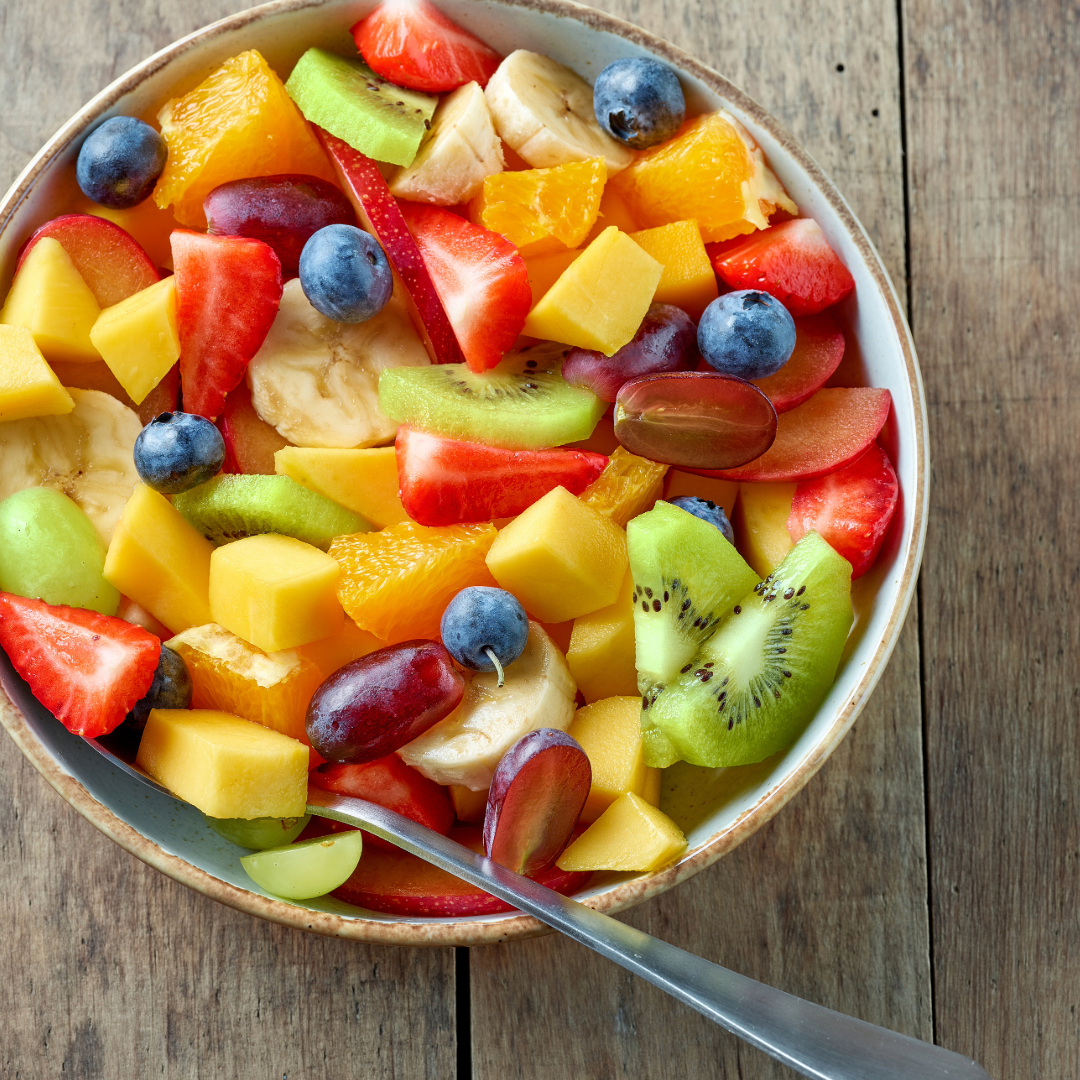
{"left": 0, "top": 0, "right": 926, "bottom": 945}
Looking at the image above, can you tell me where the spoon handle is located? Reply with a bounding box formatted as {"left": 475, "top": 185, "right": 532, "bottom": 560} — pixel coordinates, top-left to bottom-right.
{"left": 308, "top": 788, "right": 990, "bottom": 1080}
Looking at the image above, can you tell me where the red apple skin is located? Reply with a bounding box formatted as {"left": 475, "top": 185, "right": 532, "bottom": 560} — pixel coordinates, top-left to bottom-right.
{"left": 689, "top": 386, "right": 892, "bottom": 483}
{"left": 17, "top": 213, "right": 158, "bottom": 308}
{"left": 484, "top": 728, "right": 591, "bottom": 877}
{"left": 216, "top": 380, "right": 289, "bottom": 474}
{"left": 751, "top": 312, "right": 846, "bottom": 413}
{"left": 315, "top": 128, "right": 465, "bottom": 367}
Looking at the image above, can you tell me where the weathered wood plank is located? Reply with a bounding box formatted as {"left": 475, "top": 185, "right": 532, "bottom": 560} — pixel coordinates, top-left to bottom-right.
{"left": 903, "top": 0, "right": 1080, "bottom": 1074}
{"left": 469, "top": 0, "right": 930, "bottom": 1076}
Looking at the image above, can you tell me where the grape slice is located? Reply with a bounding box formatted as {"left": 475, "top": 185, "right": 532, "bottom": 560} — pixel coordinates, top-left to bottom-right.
{"left": 207, "top": 814, "right": 311, "bottom": 850}
{"left": 614, "top": 372, "right": 777, "bottom": 470}
{"left": 241, "top": 830, "right": 364, "bottom": 899}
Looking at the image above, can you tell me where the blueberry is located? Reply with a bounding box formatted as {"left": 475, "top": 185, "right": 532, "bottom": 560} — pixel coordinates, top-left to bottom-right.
{"left": 697, "top": 290, "right": 796, "bottom": 380}
{"left": 668, "top": 497, "right": 734, "bottom": 544}
{"left": 298, "top": 224, "right": 394, "bottom": 323}
{"left": 441, "top": 587, "right": 529, "bottom": 687}
{"left": 76, "top": 116, "right": 167, "bottom": 209}
{"left": 124, "top": 646, "right": 193, "bottom": 732}
{"left": 133, "top": 412, "right": 225, "bottom": 494}
{"left": 593, "top": 57, "right": 686, "bottom": 150}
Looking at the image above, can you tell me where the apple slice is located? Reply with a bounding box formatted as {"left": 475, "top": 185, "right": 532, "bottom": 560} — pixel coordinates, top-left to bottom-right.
{"left": 484, "top": 728, "right": 591, "bottom": 876}
{"left": 18, "top": 214, "right": 158, "bottom": 308}
{"left": 331, "top": 825, "right": 593, "bottom": 915}
{"left": 216, "top": 380, "right": 290, "bottom": 474}
{"left": 692, "top": 386, "right": 892, "bottom": 482}
{"left": 752, "top": 312, "right": 846, "bottom": 412}
{"left": 49, "top": 359, "right": 179, "bottom": 425}
{"left": 315, "top": 127, "right": 464, "bottom": 366}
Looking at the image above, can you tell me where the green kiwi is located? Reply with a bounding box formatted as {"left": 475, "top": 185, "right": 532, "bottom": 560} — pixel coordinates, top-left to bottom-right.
{"left": 173, "top": 475, "right": 368, "bottom": 550}
{"left": 642, "top": 531, "right": 853, "bottom": 769}
{"left": 378, "top": 342, "right": 607, "bottom": 450}
{"left": 627, "top": 500, "right": 758, "bottom": 699}
{"left": 284, "top": 49, "right": 436, "bottom": 168}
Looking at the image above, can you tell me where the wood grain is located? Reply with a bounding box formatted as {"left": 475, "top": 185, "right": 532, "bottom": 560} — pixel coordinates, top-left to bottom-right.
{"left": 468, "top": 1, "right": 931, "bottom": 1076}
{"left": 903, "top": 0, "right": 1080, "bottom": 1075}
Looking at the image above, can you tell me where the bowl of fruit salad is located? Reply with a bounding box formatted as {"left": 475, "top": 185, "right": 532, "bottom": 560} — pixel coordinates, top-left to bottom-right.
{"left": 0, "top": 0, "right": 926, "bottom": 945}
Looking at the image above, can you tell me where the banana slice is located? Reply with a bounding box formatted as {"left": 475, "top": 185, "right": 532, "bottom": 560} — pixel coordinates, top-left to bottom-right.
{"left": 248, "top": 278, "right": 430, "bottom": 449}
{"left": 388, "top": 81, "right": 505, "bottom": 206}
{"left": 720, "top": 109, "right": 799, "bottom": 219}
{"left": 0, "top": 388, "right": 142, "bottom": 545}
{"left": 399, "top": 622, "right": 577, "bottom": 791}
{"left": 485, "top": 50, "right": 634, "bottom": 174}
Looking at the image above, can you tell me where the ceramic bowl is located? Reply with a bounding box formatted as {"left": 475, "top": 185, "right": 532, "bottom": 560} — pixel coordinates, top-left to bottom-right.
{"left": 0, "top": 0, "right": 927, "bottom": 946}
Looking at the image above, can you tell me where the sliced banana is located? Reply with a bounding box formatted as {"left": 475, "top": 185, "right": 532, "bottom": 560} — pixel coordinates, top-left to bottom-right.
{"left": 721, "top": 109, "right": 799, "bottom": 219}
{"left": 0, "top": 388, "right": 141, "bottom": 545}
{"left": 248, "top": 278, "right": 430, "bottom": 449}
{"left": 399, "top": 622, "right": 577, "bottom": 791}
{"left": 388, "top": 81, "right": 505, "bottom": 206}
{"left": 485, "top": 50, "right": 634, "bottom": 175}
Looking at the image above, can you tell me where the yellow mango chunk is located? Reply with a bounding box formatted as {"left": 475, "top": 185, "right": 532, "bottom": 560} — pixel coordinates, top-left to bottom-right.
{"left": 295, "top": 616, "right": 387, "bottom": 680}
{"left": 664, "top": 470, "right": 739, "bottom": 517}
{"left": 104, "top": 484, "right": 214, "bottom": 633}
{"left": 486, "top": 486, "right": 627, "bottom": 623}
{"left": 629, "top": 220, "right": 719, "bottom": 320}
{"left": 136, "top": 708, "right": 308, "bottom": 819}
{"left": 567, "top": 696, "right": 660, "bottom": 823}
{"left": 0, "top": 238, "right": 101, "bottom": 363}
{"left": 210, "top": 533, "right": 343, "bottom": 652}
{"left": 523, "top": 248, "right": 582, "bottom": 308}
{"left": 522, "top": 227, "right": 663, "bottom": 356}
{"left": 274, "top": 446, "right": 408, "bottom": 530}
{"left": 90, "top": 277, "right": 180, "bottom": 405}
{"left": 449, "top": 784, "right": 489, "bottom": 825}
{"left": 641, "top": 765, "right": 661, "bottom": 808}
{"left": 736, "top": 482, "right": 797, "bottom": 578}
{"left": 556, "top": 791, "right": 686, "bottom": 872}
{"left": 567, "top": 570, "right": 638, "bottom": 704}
{"left": 0, "top": 325, "right": 74, "bottom": 420}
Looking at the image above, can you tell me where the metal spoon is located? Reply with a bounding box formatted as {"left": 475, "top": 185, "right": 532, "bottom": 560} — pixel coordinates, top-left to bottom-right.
{"left": 90, "top": 739, "right": 990, "bottom": 1080}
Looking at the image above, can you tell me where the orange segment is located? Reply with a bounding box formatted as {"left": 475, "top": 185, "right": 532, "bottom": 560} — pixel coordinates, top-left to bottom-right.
{"left": 607, "top": 112, "right": 769, "bottom": 243}
{"left": 330, "top": 522, "right": 498, "bottom": 644}
{"left": 295, "top": 617, "right": 387, "bottom": 680}
{"left": 579, "top": 447, "right": 668, "bottom": 528}
{"left": 153, "top": 50, "right": 336, "bottom": 229}
{"left": 470, "top": 158, "right": 606, "bottom": 257}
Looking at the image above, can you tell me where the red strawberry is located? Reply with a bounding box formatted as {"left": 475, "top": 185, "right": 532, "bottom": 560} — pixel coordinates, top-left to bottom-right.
{"left": 398, "top": 202, "right": 532, "bottom": 373}
{"left": 352, "top": 0, "right": 503, "bottom": 93}
{"left": 397, "top": 425, "right": 608, "bottom": 526}
{"left": 788, "top": 442, "right": 899, "bottom": 578}
{"left": 752, "top": 311, "right": 846, "bottom": 412}
{"left": 171, "top": 230, "right": 283, "bottom": 419}
{"left": 713, "top": 218, "right": 855, "bottom": 316}
{"left": 0, "top": 594, "right": 160, "bottom": 738}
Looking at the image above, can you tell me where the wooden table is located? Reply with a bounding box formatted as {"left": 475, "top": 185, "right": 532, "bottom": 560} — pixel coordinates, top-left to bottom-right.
{"left": 0, "top": 0, "right": 1071, "bottom": 1075}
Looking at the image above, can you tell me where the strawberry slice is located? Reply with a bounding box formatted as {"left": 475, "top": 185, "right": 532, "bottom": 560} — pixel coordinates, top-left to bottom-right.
{"left": 399, "top": 202, "right": 532, "bottom": 373}
{"left": 171, "top": 230, "right": 283, "bottom": 419}
{"left": 352, "top": 0, "right": 503, "bottom": 92}
{"left": 0, "top": 593, "right": 160, "bottom": 738}
{"left": 713, "top": 218, "right": 855, "bottom": 316}
{"left": 752, "top": 311, "right": 846, "bottom": 412}
{"left": 788, "top": 443, "right": 899, "bottom": 578}
{"left": 397, "top": 425, "right": 608, "bottom": 526}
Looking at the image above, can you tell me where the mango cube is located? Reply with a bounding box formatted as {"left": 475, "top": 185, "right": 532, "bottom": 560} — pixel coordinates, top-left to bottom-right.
{"left": 567, "top": 570, "right": 638, "bottom": 703}
{"left": 209, "top": 533, "right": 343, "bottom": 652}
{"left": 449, "top": 784, "right": 489, "bottom": 825}
{"left": 275, "top": 446, "right": 408, "bottom": 529}
{"left": 89, "top": 277, "right": 180, "bottom": 405}
{"left": 104, "top": 484, "right": 214, "bottom": 632}
{"left": 295, "top": 616, "right": 387, "bottom": 680}
{"left": 0, "top": 238, "right": 101, "bottom": 363}
{"left": 523, "top": 248, "right": 582, "bottom": 308}
{"left": 736, "top": 481, "right": 797, "bottom": 578}
{"left": 567, "top": 696, "right": 661, "bottom": 823}
{"left": 136, "top": 708, "right": 308, "bottom": 819}
{"left": 485, "top": 486, "right": 627, "bottom": 623}
{"left": 522, "top": 227, "right": 663, "bottom": 356}
{"left": 630, "top": 220, "right": 719, "bottom": 320}
{"left": 664, "top": 470, "right": 739, "bottom": 517}
{"left": 556, "top": 791, "right": 686, "bottom": 872}
{"left": 0, "top": 325, "right": 74, "bottom": 420}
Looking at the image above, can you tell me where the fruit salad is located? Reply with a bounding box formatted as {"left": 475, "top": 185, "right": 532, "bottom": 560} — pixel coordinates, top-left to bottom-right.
{"left": 0, "top": 0, "right": 900, "bottom": 916}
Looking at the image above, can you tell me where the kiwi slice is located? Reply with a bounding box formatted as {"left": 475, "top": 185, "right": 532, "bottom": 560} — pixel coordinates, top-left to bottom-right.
{"left": 628, "top": 500, "right": 758, "bottom": 698}
{"left": 285, "top": 49, "right": 436, "bottom": 168}
{"left": 642, "top": 531, "right": 853, "bottom": 769}
{"left": 174, "top": 474, "right": 368, "bottom": 550}
{"left": 378, "top": 342, "right": 607, "bottom": 450}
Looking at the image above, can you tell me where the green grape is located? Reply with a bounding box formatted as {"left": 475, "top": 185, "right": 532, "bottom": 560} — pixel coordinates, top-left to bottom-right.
{"left": 241, "top": 829, "right": 363, "bottom": 899}
{"left": 207, "top": 814, "right": 311, "bottom": 850}
{"left": 0, "top": 487, "right": 119, "bottom": 614}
